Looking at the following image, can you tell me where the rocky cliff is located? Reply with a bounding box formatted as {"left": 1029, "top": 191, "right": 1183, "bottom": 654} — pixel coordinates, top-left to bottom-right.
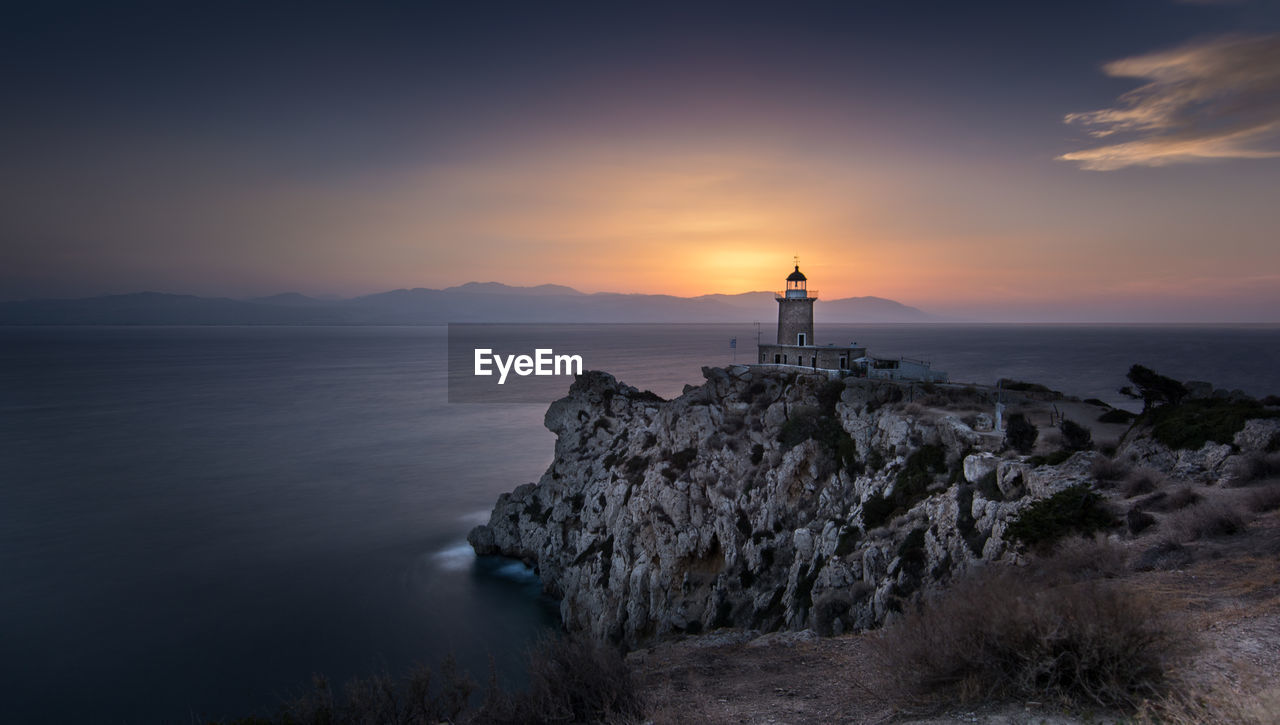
{"left": 467, "top": 366, "right": 1278, "bottom": 648}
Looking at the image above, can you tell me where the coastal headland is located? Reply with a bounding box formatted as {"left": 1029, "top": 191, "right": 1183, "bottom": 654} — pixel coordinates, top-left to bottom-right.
{"left": 470, "top": 365, "right": 1280, "bottom": 721}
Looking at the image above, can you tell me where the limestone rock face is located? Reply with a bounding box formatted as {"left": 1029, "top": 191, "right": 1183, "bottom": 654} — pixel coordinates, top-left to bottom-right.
{"left": 1115, "top": 412, "right": 1279, "bottom": 486}
{"left": 963, "top": 452, "right": 999, "bottom": 484}
{"left": 468, "top": 368, "right": 1054, "bottom": 647}
{"left": 1118, "top": 434, "right": 1236, "bottom": 485}
{"left": 1235, "top": 419, "right": 1280, "bottom": 453}
{"left": 1026, "top": 451, "right": 1101, "bottom": 498}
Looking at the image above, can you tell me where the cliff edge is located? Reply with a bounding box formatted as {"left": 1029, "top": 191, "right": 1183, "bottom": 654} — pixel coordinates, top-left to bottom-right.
{"left": 468, "top": 366, "right": 1139, "bottom": 647}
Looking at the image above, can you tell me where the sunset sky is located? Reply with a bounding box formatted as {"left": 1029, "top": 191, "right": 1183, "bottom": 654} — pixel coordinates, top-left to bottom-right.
{"left": 3, "top": 1, "right": 1279, "bottom": 321}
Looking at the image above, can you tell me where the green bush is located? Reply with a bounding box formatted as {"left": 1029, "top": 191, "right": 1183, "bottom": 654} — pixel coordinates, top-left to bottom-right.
{"left": 861, "top": 445, "right": 947, "bottom": 529}
{"left": 997, "top": 379, "right": 1057, "bottom": 395}
{"left": 1143, "top": 398, "right": 1279, "bottom": 450}
{"left": 1098, "top": 408, "right": 1136, "bottom": 424}
{"left": 778, "top": 405, "right": 822, "bottom": 449}
{"left": 897, "top": 444, "right": 947, "bottom": 496}
{"left": 1005, "top": 413, "right": 1037, "bottom": 454}
{"left": 1005, "top": 485, "right": 1118, "bottom": 552}
{"left": 1060, "top": 419, "right": 1093, "bottom": 451}
{"left": 778, "top": 403, "right": 859, "bottom": 473}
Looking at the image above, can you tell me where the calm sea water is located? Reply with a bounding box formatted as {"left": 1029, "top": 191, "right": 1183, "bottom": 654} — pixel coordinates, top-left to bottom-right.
{"left": 2, "top": 324, "right": 1278, "bottom": 723}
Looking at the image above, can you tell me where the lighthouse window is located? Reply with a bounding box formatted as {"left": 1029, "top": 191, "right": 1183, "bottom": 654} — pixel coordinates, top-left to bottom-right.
{"left": 840, "top": 356, "right": 848, "bottom": 369}
{"left": 797, "top": 333, "right": 806, "bottom": 346}
{"left": 774, "top": 354, "right": 781, "bottom": 364}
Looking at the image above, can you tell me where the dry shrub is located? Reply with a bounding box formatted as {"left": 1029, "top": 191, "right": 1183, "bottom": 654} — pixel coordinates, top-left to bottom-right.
{"left": 1138, "top": 666, "right": 1280, "bottom": 724}
{"left": 1245, "top": 482, "right": 1280, "bottom": 513}
{"left": 269, "top": 637, "right": 640, "bottom": 725}
{"left": 872, "top": 565, "right": 1173, "bottom": 710}
{"left": 1123, "top": 468, "right": 1167, "bottom": 498}
{"left": 281, "top": 657, "right": 475, "bottom": 725}
{"left": 1091, "top": 456, "right": 1131, "bottom": 488}
{"left": 479, "top": 634, "right": 644, "bottom": 724}
{"left": 1166, "top": 500, "right": 1248, "bottom": 542}
{"left": 1138, "top": 485, "right": 1202, "bottom": 513}
{"left": 1230, "top": 451, "right": 1280, "bottom": 485}
{"left": 1132, "top": 540, "right": 1192, "bottom": 572}
{"left": 1027, "top": 535, "right": 1128, "bottom": 583}
{"left": 1127, "top": 508, "right": 1157, "bottom": 535}
{"left": 902, "top": 402, "right": 926, "bottom": 417}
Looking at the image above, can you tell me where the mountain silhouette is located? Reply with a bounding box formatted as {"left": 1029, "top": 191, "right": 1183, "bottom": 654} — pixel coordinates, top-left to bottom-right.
{"left": 0, "top": 283, "right": 935, "bottom": 324}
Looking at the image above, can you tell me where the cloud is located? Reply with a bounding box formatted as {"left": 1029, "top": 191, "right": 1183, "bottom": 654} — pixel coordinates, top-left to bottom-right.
{"left": 1058, "top": 33, "right": 1280, "bottom": 170}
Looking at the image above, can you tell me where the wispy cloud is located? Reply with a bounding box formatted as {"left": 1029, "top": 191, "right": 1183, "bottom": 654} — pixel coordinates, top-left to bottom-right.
{"left": 1059, "top": 33, "right": 1280, "bottom": 170}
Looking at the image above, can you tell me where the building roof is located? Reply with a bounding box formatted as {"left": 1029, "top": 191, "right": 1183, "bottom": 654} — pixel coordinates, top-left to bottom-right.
{"left": 786, "top": 265, "right": 807, "bottom": 282}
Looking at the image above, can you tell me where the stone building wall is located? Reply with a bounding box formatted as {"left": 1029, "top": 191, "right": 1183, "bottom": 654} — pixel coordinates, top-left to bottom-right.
{"left": 775, "top": 298, "right": 815, "bottom": 345}
{"left": 758, "top": 343, "right": 866, "bottom": 370}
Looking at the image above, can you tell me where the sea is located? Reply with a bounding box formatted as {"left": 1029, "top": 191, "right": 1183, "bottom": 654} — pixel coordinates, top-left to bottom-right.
{"left": 2, "top": 323, "right": 1278, "bottom": 723}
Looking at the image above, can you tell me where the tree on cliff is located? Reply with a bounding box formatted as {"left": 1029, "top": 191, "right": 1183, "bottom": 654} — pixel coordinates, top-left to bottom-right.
{"left": 1120, "top": 364, "right": 1187, "bottom": 413}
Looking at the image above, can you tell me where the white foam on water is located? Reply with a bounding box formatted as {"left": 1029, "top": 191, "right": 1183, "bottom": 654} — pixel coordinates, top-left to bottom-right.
{"left": 459, "top": 510, "right": 491, "bottom": 526}
{"left": 432, "top": 542, "right": 476, "bottom": 572}
{"left": 493, "top": 561, "right": 540, "bottom": 584}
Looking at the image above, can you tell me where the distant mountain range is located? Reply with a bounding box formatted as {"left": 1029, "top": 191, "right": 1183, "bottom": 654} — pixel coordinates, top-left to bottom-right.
{"left": 0, "top": 283, "right": 936, "bottom": 325}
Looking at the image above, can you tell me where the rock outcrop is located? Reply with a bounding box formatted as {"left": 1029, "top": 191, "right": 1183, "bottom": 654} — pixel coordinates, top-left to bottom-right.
{"left": 467, "top": 366, "right": 1274, "bottom": 648}
{"left": 471, "top": 367, "right": 1027, "bottom": 647}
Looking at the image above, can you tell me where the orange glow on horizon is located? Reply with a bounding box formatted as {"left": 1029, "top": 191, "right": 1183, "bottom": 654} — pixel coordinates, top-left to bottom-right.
{"left": 48, "top": 137, "right": 1274, "bottom": 316}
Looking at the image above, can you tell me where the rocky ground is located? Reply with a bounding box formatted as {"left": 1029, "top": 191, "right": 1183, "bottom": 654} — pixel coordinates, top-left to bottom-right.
{"left": 469, "top": 365, "right": 1280, "bottom": 722}
{"left": 633, "top": 508, "right": 1280, "bottom": 723}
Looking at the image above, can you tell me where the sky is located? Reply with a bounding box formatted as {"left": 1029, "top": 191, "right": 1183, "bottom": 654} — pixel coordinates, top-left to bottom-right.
{"left": 2, "top": 0, "right": 1279, "bottom": 321}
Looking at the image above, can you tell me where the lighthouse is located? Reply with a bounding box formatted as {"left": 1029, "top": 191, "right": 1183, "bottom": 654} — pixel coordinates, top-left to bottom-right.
{"left": 754, "top": 260, "right": 948, "bottom": 382}
{"left": 777, "top": 263, "right": 816, "bottom": 347}
{"left": 756, "top": 261, "right": 865, "bottom": 372}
